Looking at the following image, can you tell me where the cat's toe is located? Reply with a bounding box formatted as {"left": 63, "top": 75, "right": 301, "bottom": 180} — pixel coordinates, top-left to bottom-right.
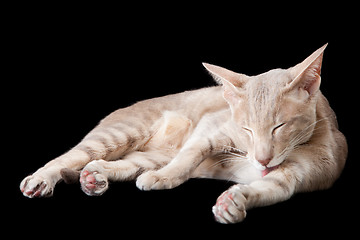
{"left": 80, "top": 170, "right": 108, "bottom": 196}
{"left": 20, "top": 175, "right": 54, "bottom": 198}
{"left": 212, "top": 185, "right": 247, "bottom": 224}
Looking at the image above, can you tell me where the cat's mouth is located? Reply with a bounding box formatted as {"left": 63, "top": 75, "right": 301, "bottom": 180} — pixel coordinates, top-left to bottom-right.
{"left": 261, "top": 165, "right": 279, "bottom": 177}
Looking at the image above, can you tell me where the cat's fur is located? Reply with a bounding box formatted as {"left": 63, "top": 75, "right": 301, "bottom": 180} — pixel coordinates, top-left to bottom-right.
{"left": 20, "top": 44, "right": 347, "bottom": 223}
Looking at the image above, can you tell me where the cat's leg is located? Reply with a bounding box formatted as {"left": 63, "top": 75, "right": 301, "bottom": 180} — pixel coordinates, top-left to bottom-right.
{"left": 211, "top": 158, "right": 306, "bottom": 224}
{"left": 20, "top": 122, "right": 152, "bottom": 198}
{"left": 80, "top": 151, "right": 171, "bottom": 196}
{"left": 212, "top": 167, "right": 297, "bottom": 224}
{"left": 212, "top": 146, "right": 341, "bottom": 223}
{"left": 20, "top": 149, "right": 93, "bottom": 198}
{"left": 136, "top": 131, "right": 227, "bottom": 190}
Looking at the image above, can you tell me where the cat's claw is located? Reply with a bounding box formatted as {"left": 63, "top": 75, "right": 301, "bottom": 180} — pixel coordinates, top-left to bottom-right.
{"left": 20, "top": 175, "right": 54, "bottom": 198}
{"left": 212, "top": 185, "right": 247, "bottom": 224}
{"left": 136, "top": 170, "right": 184, "bottom": 190}
{"left": 80, "top": 170, "right": 108, "bottom": 196}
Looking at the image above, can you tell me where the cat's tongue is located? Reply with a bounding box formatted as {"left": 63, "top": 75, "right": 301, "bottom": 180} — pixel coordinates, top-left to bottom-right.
{"left": 261, "top": 165, "right": 279, "bottom": 177}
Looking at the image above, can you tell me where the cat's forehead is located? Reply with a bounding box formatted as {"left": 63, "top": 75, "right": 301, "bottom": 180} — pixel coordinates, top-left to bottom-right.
{"left": 249, "top": 68, "right": 291, "bottom": 88}
{"left": 245, "top": 69, "right": 290, "bottom": 99}
{"left": 242, "top": 69, "right": 292, "bottom": 125}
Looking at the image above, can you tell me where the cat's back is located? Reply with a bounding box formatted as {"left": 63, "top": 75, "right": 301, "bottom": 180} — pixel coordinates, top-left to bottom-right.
{"left": 100, "top": 86, "right": 227, "bottom": 126}
{"left": 315, "top": 92, "right": 347, "bottom": 175}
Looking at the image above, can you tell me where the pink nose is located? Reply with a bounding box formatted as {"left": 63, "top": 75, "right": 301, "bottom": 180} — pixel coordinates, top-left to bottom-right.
{"left": 257, "top": 158, "right": 272, "bottom": 166}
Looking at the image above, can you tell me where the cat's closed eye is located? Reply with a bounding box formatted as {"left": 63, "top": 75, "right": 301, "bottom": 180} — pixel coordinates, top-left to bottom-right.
{"left": 272, "top": 123, "right": 286, "bottom": 135}
{"left": 242, "top": 127, "right": 253, "bottom": 137}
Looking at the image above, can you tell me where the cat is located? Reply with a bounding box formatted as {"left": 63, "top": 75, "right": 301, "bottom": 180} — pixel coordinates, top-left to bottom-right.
{"left": 20, "top": 44, "right": 347, "bottom": 224}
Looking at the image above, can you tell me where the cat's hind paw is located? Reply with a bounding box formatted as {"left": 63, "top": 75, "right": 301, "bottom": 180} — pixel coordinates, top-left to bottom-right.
{"left": 80, "top": 170, "right": 108, "bottom": 196}
{"left": 20, "top": 175, "right": 54, "bottom": 198}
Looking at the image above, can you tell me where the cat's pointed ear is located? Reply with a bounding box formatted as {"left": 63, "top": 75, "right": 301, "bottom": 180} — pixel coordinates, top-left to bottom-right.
{"left": 203, "top": 63, "right": 246, "bottom": 106}
{"left": 202, "top": 63, "right": 249, "bottom": 87}
{"left": 288, "top": 43, "right": 327, "bottom": 96}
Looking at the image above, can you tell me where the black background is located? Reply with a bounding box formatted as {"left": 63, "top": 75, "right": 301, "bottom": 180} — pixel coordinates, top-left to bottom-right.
{"left": 8, "top": 3, "right": 358, "bottom": 238}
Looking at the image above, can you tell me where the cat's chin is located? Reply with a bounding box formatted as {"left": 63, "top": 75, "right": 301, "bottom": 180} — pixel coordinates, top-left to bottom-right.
{"left": 250, "top": 160, "right": 267, "bottom": 171}
{"left": 251, "top": 159, "right": 281, "bottom": 177}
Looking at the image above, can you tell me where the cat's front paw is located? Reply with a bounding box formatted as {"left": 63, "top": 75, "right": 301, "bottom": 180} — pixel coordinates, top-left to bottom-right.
{"left": 136, "top": 170, "right": 184, "bottom": 190}
{"left": 20, "top": 175, "right": 54, "bottom": 198}
{"left": 212, "top": 184, "right": 248, "bottom": 224}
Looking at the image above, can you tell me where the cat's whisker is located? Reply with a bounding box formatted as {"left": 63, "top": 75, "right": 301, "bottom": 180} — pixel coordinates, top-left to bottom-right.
{"left": 207, "top": 149, "right": 248, "bottom": 170}
{"left": 277, "top": 118, "right": 329, "bottom": 163}
{"left": 289, "top": 118, "right": 328, "bottom": 147}
{"left": 225, "top": 164, "right": 249, "bottom": 183}
{"left": 207, "top": 157, "right": 241, "bottom": 169}
{"left": 227, "top": 152, "right": 247, "bottom": 160}
{"left": 290, "top": 118, "right": 327, "bottom": 145}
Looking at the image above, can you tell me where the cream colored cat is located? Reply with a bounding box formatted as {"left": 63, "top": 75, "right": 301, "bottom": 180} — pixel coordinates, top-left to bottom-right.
{"left": 20, "top": 44, "right": 347, "bottom": 224}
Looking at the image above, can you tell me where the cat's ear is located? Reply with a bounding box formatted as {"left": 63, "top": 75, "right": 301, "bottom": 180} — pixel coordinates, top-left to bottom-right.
{"left": 288, "top": 43, "right": 327, "bottom": 96}
{"left": 203, "top": 63, "right": 247, "bottom": 106}
{"left": 202, "top": 63, "right": 249, "bottom": 88}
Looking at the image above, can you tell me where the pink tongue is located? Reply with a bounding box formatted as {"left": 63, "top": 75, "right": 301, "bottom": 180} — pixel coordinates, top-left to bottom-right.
{"left": 261, "top": 165, "right": 279, "bottom": 177}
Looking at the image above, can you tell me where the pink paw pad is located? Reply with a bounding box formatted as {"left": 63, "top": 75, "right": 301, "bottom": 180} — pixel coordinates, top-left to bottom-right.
{"left": 215, "top": 191, "right": 234, "bottom": 213}
{"left": 80, "top": 170, "right": 108, "bottom": 196}
{"left": 212, "top": 186, "right": 247, "bottom": 224}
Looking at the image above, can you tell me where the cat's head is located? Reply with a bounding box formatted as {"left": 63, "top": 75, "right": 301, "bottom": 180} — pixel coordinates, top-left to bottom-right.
{"left": 203, "top": 44, "right": 327, "bottom": 171}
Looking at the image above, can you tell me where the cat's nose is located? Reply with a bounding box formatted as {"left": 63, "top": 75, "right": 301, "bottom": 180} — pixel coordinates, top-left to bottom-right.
{"left": 257, "top": 158, "right": 272, "bottom": 166}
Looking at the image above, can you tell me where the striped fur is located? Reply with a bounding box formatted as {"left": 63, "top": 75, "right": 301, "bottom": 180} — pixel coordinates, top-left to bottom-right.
{"left": 20, "top": 44, "right": 347, "bottom": 224}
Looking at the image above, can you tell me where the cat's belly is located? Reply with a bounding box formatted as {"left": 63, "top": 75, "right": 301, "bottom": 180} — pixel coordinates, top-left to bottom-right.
{"left": 192, "top": 156, "right": 262, "bottom": 184}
